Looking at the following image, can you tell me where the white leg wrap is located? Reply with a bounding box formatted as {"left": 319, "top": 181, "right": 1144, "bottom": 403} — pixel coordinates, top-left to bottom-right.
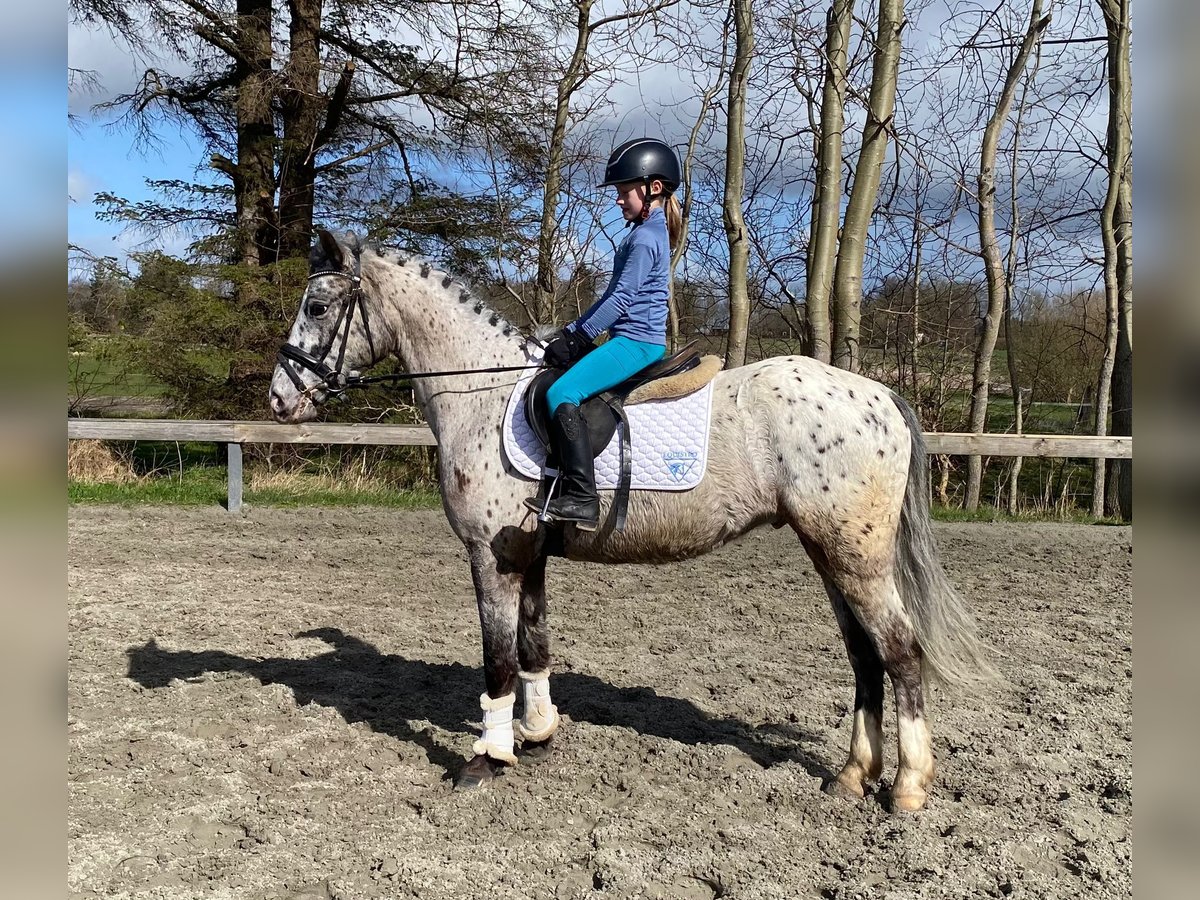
{"left": 515, "top": 669, "right": 560, "bottom": 743}
{"left": 472, "top": 692, "right": 518, "bottom": 765}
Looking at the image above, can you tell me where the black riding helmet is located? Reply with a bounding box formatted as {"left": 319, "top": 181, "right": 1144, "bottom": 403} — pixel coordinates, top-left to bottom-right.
{"left": 597, "top": 138, "right": 682, "bottom": 193}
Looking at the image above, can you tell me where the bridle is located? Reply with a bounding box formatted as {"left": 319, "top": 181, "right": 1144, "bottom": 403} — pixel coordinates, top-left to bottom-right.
{"left": 276, "top": 244, "right": 378, "bottom": 399}
{"left": 276, "top": 249, "right": 545, "bottom": 400}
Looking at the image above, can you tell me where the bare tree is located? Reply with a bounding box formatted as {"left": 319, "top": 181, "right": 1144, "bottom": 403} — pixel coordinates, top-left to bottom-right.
{"left": 1002, "top": 25, "right": 1046, "bottom": 514}
{"left": 722, "top": 0, "right": 755, "bottom": 367}
{"left": 805, "top": 0, "right": 854, "bottom": 365}
{"left": 1094, "top": 0, "right": 1132, "bottom": 519}
{"left": 831, "top": 0, "right": 904, "bottom": 372}
{"left": 670, "top": 18, "right": 730, "bottom": 350}
{"left": 964, "top": 0, "right": 1049, "bottom": 512}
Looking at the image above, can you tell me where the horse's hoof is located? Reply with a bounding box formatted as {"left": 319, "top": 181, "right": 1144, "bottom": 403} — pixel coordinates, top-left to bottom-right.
{"left": 888, "top": 788, "right": 928, "bottom": 812}
{"left": 823, "top": 775, "right": 866, "bottom": 802}
{"left": 519, "top": 736, "right": 555, "bottom": 764}
{"left": 454, "top": 754, "right": 506, "bottom": 791}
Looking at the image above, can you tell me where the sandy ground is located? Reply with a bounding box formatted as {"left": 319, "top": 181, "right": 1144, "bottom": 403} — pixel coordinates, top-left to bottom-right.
{"left": 68, "top": 505, "right": 1132, "bottom": 900}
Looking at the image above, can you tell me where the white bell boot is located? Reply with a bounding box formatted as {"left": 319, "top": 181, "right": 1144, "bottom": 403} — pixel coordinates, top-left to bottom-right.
{"left": 472, "top": 692, "right": 518, "bottom": 765}
{"left": 515, "top": 669, "right": 560, "bottom": 742}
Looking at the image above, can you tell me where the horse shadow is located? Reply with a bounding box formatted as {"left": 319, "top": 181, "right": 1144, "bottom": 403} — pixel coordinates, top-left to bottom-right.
{"left": 126, "top": 627, "right": 834, "bottom": 782}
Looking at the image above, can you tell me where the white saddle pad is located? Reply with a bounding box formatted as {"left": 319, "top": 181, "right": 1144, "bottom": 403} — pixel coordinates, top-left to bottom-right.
{"left": 501, "top": 360, "right": 714, "bottom": 491}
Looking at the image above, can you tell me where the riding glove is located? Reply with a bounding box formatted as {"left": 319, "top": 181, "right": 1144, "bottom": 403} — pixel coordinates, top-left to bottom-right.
{"left": 542, "top": 325, "right": 593, "bottom": 368}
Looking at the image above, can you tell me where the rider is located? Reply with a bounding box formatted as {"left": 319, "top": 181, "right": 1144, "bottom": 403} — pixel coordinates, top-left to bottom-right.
{"left": 526, "top": 138, "right": 684, "bottom": 531}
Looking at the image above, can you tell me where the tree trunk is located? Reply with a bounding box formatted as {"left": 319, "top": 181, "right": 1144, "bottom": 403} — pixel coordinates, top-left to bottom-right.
{"left": 806, "top": 0, "right": 854, "bottom": 365}
{"left": 910, "top": 199, "right": 922, "bottom": 412}
{"left": 671, "top": 55, "right": 727, "bottom": 352}
{"left": 233, "top": 0, "right": 278, "bottom": 268}
{"left": 535, "top": 1, "right": 594, "bottom": 325}
{"left": 723, "top": 0, "right": 754, "bottom": 368}
{"left": 831, "top": 0, "right": 904, "bottom": 373}
{"left": 1003, "top": 308, "right": 1024, "bottom": 515}
{"left": 1004, "top": 32, "right": 1041, "bottom": 515}
{"left": 1096, "top": 0, "right": 1132, "bottom": 520}
{"left": 964, "top": 0, "right": 1048, "bottom": 512}
{"left": 276, "top": 0, "right": 324, "bottom": 261}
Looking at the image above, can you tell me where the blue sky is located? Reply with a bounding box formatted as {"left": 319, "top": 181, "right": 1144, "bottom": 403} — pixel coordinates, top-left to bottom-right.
{"left": 68, "top": 121, "right": 203, "bottom": 267}
{"left": 68, "top": 14, "right": 202, "bottom": 270}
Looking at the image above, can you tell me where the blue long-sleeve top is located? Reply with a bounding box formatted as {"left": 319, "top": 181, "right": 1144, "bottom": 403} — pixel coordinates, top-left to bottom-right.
{"left": 570, "top": 207, "right": 669, "bottom": 346}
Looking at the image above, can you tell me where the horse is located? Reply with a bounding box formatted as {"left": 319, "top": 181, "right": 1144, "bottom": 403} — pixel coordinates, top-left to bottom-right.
{"left": 269, "top": 229, "right": 993, "bottom": 811}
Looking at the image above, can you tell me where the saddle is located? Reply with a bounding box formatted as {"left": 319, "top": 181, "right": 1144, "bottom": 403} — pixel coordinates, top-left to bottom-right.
{"left": 523, "top": 340, "right": 719, "bottom": 530}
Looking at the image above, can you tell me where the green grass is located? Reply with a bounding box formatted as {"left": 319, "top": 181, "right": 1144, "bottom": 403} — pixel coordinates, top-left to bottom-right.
{"left": 929, "top": 502, "right": 1117, "bottom": 525}
{"left": 68, "top": 352, "right": 168, "bottom": 398}
{"left": 68, "top": 344, "right": 234, "bottom": 399}
{"left": 936, "top": 392, "right": 1087, "bottom": 435}
{"left": 69, "top": 466, "right": 443, "bottom": 509}
{"left": 71, "top": 467, "right": 1109, "bottom": 522}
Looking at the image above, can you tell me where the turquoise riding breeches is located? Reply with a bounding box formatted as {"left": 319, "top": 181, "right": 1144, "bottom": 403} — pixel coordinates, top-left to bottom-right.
{"left": 546, "top": 336, "right": 666, "bottom": 415}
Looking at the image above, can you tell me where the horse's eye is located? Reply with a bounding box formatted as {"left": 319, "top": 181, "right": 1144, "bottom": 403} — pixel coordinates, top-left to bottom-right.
{"left": 307, "top": 300, "right": 330, "bottom": 317}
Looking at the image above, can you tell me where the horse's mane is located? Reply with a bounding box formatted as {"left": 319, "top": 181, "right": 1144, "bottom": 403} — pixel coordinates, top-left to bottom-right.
{"left": 368, "top": 245, "right": 527, "bottom": 340}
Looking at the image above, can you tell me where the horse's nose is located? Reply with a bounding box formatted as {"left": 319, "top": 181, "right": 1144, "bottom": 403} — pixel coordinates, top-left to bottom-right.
{"left": 269, "top": 391, "right": 287, "bottom": 417}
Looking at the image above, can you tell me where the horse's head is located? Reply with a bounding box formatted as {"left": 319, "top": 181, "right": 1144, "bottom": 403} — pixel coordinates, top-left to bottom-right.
{"left": 270, "top": 229, "right": 383, "bottom": 423}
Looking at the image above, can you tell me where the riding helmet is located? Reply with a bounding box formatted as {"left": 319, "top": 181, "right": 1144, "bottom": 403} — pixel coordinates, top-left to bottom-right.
{"left": 597, "top": 138, "right": 682, "bottom": 192}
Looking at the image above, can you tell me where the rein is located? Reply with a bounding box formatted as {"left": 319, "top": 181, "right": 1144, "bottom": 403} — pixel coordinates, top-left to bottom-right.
{"left": 277, "top": 253, "right": 545, "bottom": 397}
{"left": 347, "top": 363, "right": 546, "bottom": 388}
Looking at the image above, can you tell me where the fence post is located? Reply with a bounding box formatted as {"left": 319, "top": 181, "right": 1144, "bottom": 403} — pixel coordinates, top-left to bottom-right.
{"left": 227, "top": 441, "right": 243, "bottom": 513}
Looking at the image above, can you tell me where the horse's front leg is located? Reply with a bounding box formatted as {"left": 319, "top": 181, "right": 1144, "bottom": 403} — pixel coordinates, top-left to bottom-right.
{"left": 515, "top": 553, "right": 560, "bottom": 760}
{"left": 457, "top": 545, "right": 523, "bottom": 790}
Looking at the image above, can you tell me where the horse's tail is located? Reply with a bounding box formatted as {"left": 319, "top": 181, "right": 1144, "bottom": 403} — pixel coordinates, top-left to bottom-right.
{"left": 890, "top": 392, "right": 997, "bottom": 688}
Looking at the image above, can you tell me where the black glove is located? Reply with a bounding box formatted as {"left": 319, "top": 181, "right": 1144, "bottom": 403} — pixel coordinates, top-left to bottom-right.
{"left": 542, "top": 326, "right": 592, "bottom": 368}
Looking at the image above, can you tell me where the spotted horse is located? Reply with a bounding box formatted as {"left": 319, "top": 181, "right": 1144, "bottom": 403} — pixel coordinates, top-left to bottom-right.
{"left": 270, "top": 230, "right": 994, "bottom": 811}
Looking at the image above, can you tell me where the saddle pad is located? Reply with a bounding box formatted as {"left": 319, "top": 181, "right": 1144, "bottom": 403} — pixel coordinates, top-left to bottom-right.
{"left": 502, "top": 360, "right": 714, "bottom": 491}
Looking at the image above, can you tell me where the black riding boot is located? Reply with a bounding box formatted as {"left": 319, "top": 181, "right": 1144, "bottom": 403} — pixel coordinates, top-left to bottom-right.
{"left": 543, "top": 403, "right": 599, "bottom": 531}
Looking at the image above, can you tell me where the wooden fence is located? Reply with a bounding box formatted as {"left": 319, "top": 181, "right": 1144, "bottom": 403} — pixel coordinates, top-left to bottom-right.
{"left": 68, "top": 418, "right": 1133, "bottom": 514}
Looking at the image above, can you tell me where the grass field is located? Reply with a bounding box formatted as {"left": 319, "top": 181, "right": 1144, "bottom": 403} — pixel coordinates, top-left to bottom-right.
{"left": 68, "top": 344, "right": 235, "bottom": 401}
{"left": 68, "top": 352, "right": 168, "bottom": 398}
{"left": 68, "top": 470, "right": 442, "bottom": 509}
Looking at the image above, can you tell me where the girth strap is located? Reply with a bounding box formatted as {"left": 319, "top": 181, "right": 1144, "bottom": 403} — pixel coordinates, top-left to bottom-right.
{"left": 597, "top": 392, "right": 632, "bottom": 532}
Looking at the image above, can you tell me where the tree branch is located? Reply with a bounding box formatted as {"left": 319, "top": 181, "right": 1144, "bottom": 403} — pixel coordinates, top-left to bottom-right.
{"left": 312, "top": 60, "right": 355, "bottom": 153}
{"left": 314, "top": 139, "right": 390, "bottom": 174}
{"left": 964, "top": 36, "right": 1104, "bottom": 50}
{"left": 192, "top": 23, "right": 244, "bottom": 62}
{"left": 588, "top": 0, "right": 681, "bottom": 34}
{"left": 210, "top": 153, "right": 238, "bottom": 180}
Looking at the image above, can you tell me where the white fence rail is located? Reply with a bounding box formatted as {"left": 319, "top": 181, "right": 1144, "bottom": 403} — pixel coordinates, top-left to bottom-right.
{"left": 68, "top": 418, "right": 1133, "bottom": 513}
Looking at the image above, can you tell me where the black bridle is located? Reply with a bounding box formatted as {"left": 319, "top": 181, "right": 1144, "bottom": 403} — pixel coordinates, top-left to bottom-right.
{"left": 276, "top": 252, "right": 544, "bottom": 399}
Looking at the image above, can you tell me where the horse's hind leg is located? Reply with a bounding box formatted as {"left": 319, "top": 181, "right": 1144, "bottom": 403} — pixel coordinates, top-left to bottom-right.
{"left": 818, "top": 574, "right": 886, "bottom": 800}
{"left": 842, "top": 573, "right": 935, "bottom": 812}
{"left": 515, "top": 553, "right": 560, "bottom": 759}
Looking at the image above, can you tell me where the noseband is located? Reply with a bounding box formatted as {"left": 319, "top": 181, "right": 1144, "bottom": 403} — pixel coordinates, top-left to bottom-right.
{"left": 276, "top": 250, "right": 377, "bottom": 398}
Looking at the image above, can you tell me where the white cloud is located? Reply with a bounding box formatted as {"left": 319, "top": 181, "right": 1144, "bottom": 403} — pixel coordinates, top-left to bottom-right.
{"left": 68, "top": 19, "right": 191, "bottom": 117}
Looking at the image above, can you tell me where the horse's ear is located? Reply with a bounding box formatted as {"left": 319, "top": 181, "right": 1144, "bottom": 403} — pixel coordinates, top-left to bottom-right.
{"left": 313, "top": 228, "right": 344, "bottom": 270}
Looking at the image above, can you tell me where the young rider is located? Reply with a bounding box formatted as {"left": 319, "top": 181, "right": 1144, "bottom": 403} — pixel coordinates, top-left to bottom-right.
{"left": 526, "top": 137, "right": 684, "bottom": 531}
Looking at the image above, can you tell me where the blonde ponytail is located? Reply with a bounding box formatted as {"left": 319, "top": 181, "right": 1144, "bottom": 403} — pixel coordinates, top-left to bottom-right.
{"left": 663, "top": 193, "right": 684, "bottom": 251}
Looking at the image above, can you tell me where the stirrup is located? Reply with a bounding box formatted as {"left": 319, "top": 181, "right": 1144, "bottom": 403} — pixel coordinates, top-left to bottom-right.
{"left": 523, "top": 471, "right": 561, "bottom": 523}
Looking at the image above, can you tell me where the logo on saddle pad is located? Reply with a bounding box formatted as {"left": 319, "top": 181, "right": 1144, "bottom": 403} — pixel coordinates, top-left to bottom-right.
{"left": 663, "top": 450, "right": 699, "bottom": 483}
